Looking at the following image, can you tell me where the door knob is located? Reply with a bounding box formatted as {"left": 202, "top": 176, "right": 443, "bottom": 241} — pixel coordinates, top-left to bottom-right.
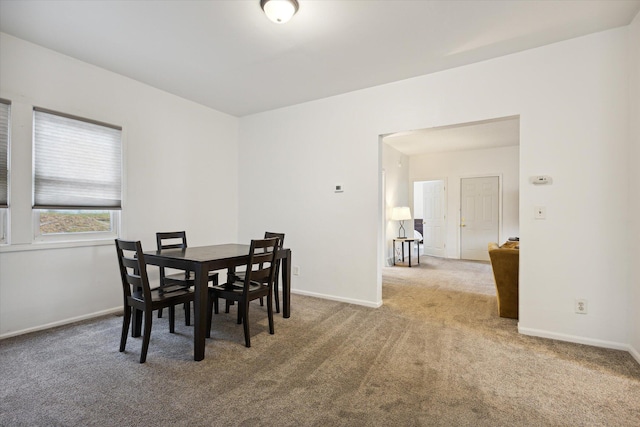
{"left": 460, "top": 224, "right": 466, "bottom": 227}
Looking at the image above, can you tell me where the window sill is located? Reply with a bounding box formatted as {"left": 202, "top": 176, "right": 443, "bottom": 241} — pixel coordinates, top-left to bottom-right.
{"left": 0, "top": 238, "right": 115, "bottom": 253}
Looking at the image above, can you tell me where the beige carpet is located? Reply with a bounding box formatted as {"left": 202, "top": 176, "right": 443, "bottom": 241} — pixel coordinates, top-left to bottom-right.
{"left": 0, "top": 256, "right": 638, "bottom": 426}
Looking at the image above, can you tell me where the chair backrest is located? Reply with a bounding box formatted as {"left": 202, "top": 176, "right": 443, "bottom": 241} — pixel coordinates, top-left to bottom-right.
{"left": 156, "top": 231, "right": 189, "bottom": 280}
{"left": 156, "top": 231, "right": 188, "bottom": 251}
{"left": 264, "top": 232, "right": 285, "bottom": 273}
{"left": 264, "top": 231, "right": 284, "bottom": 250}
{"left": 115, "top": 239, "right": 152, "bottom": 302}
{"left": 244, "top": 237, "right": 279, "bottom": 293}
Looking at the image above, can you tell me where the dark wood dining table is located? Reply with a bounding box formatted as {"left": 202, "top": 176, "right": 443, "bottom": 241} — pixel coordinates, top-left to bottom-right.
{"left": 140, "top": 243, "right": 291, "bottom": 361}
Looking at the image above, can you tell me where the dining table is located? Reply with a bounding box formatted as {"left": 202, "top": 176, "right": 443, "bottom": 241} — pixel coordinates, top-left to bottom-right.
{"left": 138, "top": 243, "right": 291, "bottom": 361}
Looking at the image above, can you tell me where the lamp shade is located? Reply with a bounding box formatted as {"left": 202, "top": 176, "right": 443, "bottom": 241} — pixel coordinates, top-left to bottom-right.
{"left": 261, "top": 0, "right": 299, "bottom": 24}
{"left": 391, "top": 206, "right": 412, "bottom": 221}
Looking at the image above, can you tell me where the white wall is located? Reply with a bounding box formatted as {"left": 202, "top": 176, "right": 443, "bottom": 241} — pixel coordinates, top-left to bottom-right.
{"left": 628, "top": 12, "right": 640, "bottom": 363}
{"left": 0, "top": 34, "right": 239, "bottom": 337}
{"left": 410, "top": 145, "right": 519, "bottom": 259}
{"left": 413, "top": 182, "right": 424, "bottom": 219}
{"left": 382, "top": 143, "right": 410, "bottom": 264}
{"left": 1, "top": 18, "right": 637, "bottom": 357}
{"left": 239, "top": 27, "right": 632, "bottom": 349}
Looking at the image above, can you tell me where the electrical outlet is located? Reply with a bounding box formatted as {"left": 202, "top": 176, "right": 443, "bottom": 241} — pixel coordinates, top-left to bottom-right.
{"left": 575, "top": 299, "right": 588, "bottom": 314}
{"left": 293, "top": 265, "right": 300, "bottom": 276}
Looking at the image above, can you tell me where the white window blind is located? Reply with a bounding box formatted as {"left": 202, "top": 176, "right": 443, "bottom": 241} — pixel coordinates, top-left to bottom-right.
{"left": 0, "top": 99, "right": 9, "bottom": 208}
{"left": 33, "top": 108, "right": 122, "bottom": 209}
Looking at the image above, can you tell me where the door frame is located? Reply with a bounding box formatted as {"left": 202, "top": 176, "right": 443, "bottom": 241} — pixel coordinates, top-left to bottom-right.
{"left": 458, "top": 173, "right": 503, "bottom": 260}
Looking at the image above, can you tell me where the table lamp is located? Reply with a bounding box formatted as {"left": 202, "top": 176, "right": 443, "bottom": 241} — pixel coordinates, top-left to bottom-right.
{"left": 392, "top": 206, "right": 412, "bottom": 239}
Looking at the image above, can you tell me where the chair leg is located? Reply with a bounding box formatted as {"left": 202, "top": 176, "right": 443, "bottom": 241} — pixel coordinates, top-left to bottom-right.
{"left": 120, "top": 305, "right": 131, "bottom": 352}
{"left": 237, "top": 302, "right": 242, "bottom": 325}
{"left": 213, "top": 295, "right": 219, "bottom": 314}
{"left": 259, "top": 297, "right": 264, "bottom": 306}
{"left": 243, "top": 301, "right": 251, "bottom": 347}
{"left": 267, "top": 291, "right": 274, "bottom": 335}
{"left": 140, "top": 310, "right": 152, "bottom": 363}
{"left": 225, "top": 300, "right": 231, "bottom": 314}
{"left": 169, "top": 305, "right": 176, "bottom": 333}
{"left": 184, "top": 302, "right": 191, "bottom": 326}
{"left": 158, "top": 308, "right": 163, "bottom": 318}
{"left": 207, "top": 292, "right": 214, "bottom": 339}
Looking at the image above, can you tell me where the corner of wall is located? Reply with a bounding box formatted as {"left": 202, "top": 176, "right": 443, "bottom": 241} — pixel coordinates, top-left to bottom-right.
{"left": 628, "top": 9, "right": 640, "bottom": 364}
{"left": 382, "top": 142, "right": 411, "bottom": 262}
{"left": 630, "top": 344, "right": 640, "bottom": 365}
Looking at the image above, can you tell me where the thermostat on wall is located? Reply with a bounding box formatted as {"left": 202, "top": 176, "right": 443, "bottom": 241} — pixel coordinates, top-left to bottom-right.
{"left": 532, "top": 175, "right": 552, "bottom": 185}
{"left": 335, "top": 184, "right": 344, "bottom": 193}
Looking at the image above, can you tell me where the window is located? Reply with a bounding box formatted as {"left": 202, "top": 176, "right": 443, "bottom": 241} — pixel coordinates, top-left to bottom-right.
{"left": 33, "top": 108, "right": 122, "bottom": 241}
{"left": 0, "top": 99, "right": 9, "bottom": 244}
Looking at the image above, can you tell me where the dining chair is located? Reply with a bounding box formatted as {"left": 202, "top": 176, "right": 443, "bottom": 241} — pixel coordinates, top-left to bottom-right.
{"left": 226, "top": 231, "right": 285, "bottom": 313}
{"left": 207, "top": 237, "right": 279, "bottom": 347}
{"left": 156, "top": 231, "right": 219, "bottom": 324}
{"left": 263, "top": 232, "right": 285, "bottom": 311}
{"left": 115, "top": 239, "right": 195, "bottom": 363}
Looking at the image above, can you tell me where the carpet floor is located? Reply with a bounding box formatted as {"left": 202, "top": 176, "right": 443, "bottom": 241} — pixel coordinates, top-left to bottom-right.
{"left": 1, "top": 256, "right": 639, "bottom": 426}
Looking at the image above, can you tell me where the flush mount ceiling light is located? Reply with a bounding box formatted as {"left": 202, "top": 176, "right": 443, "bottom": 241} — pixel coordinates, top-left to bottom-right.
{"left": 260, "top": 0, "right": 299, "bottom": 24}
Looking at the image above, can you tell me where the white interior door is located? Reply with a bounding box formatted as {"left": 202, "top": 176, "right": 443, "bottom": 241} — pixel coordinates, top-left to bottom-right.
{"left": 422, "top": 180, "right": 446, "bottom": 257}
{"left": 460, "top": 176, "right": 499, "bottom": 261}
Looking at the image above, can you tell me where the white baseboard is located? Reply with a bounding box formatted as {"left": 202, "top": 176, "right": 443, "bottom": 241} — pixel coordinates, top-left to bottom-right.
{"left": 291, "top": 288, "right": 382, "bottom": 308}
{"left": 0, "top": 307, "right": 122, "bottom": 340}
{"left": 518, "top": 326, "right": 629, "bottom": 352}
{"left": 0, "top": 290, "right": 383, "bottom": 340}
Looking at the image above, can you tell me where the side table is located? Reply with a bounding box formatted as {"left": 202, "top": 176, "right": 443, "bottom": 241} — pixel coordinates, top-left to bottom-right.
{"left": 393, "top": 238, "right": 419, "bottom": 267}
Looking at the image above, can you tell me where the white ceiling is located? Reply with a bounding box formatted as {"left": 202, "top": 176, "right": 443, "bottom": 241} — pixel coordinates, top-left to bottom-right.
{"left": 384, "top": 116, "right": 520, "bottom": 156}
{"left": 0, "top": 1, "right": 639, "bottom": 117}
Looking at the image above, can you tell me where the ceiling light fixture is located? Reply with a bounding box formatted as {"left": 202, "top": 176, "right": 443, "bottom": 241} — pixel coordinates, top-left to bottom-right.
{"left": 260, "top": 0, "right": 299, "bottom": 24}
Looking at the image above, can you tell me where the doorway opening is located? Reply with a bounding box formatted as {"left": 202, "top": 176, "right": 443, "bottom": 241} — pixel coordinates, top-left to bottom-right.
{"left": 413, "top": 179, "right": 446, "bottom": 258}
{"left": 379, "top": 114, "right": 520, "bottom": 306}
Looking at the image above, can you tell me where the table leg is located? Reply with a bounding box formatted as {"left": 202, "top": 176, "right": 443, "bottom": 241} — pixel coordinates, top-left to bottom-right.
{"left": 408, "top": 242, "right": 412, "bottom": 267}
{"left": 132, "top": 308, "right": 142, "bottom": 337}
{"left": 131, "top": 271, "right": 143, "bottom": 337}
{"left": 193, "top": 263, "right": 208, "bottom": 361}
{"left": 282, "top": 251, "right": 291, "bottom": 318}
{"left": 393, "top": 240, "right": 396, "bottom": 265}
